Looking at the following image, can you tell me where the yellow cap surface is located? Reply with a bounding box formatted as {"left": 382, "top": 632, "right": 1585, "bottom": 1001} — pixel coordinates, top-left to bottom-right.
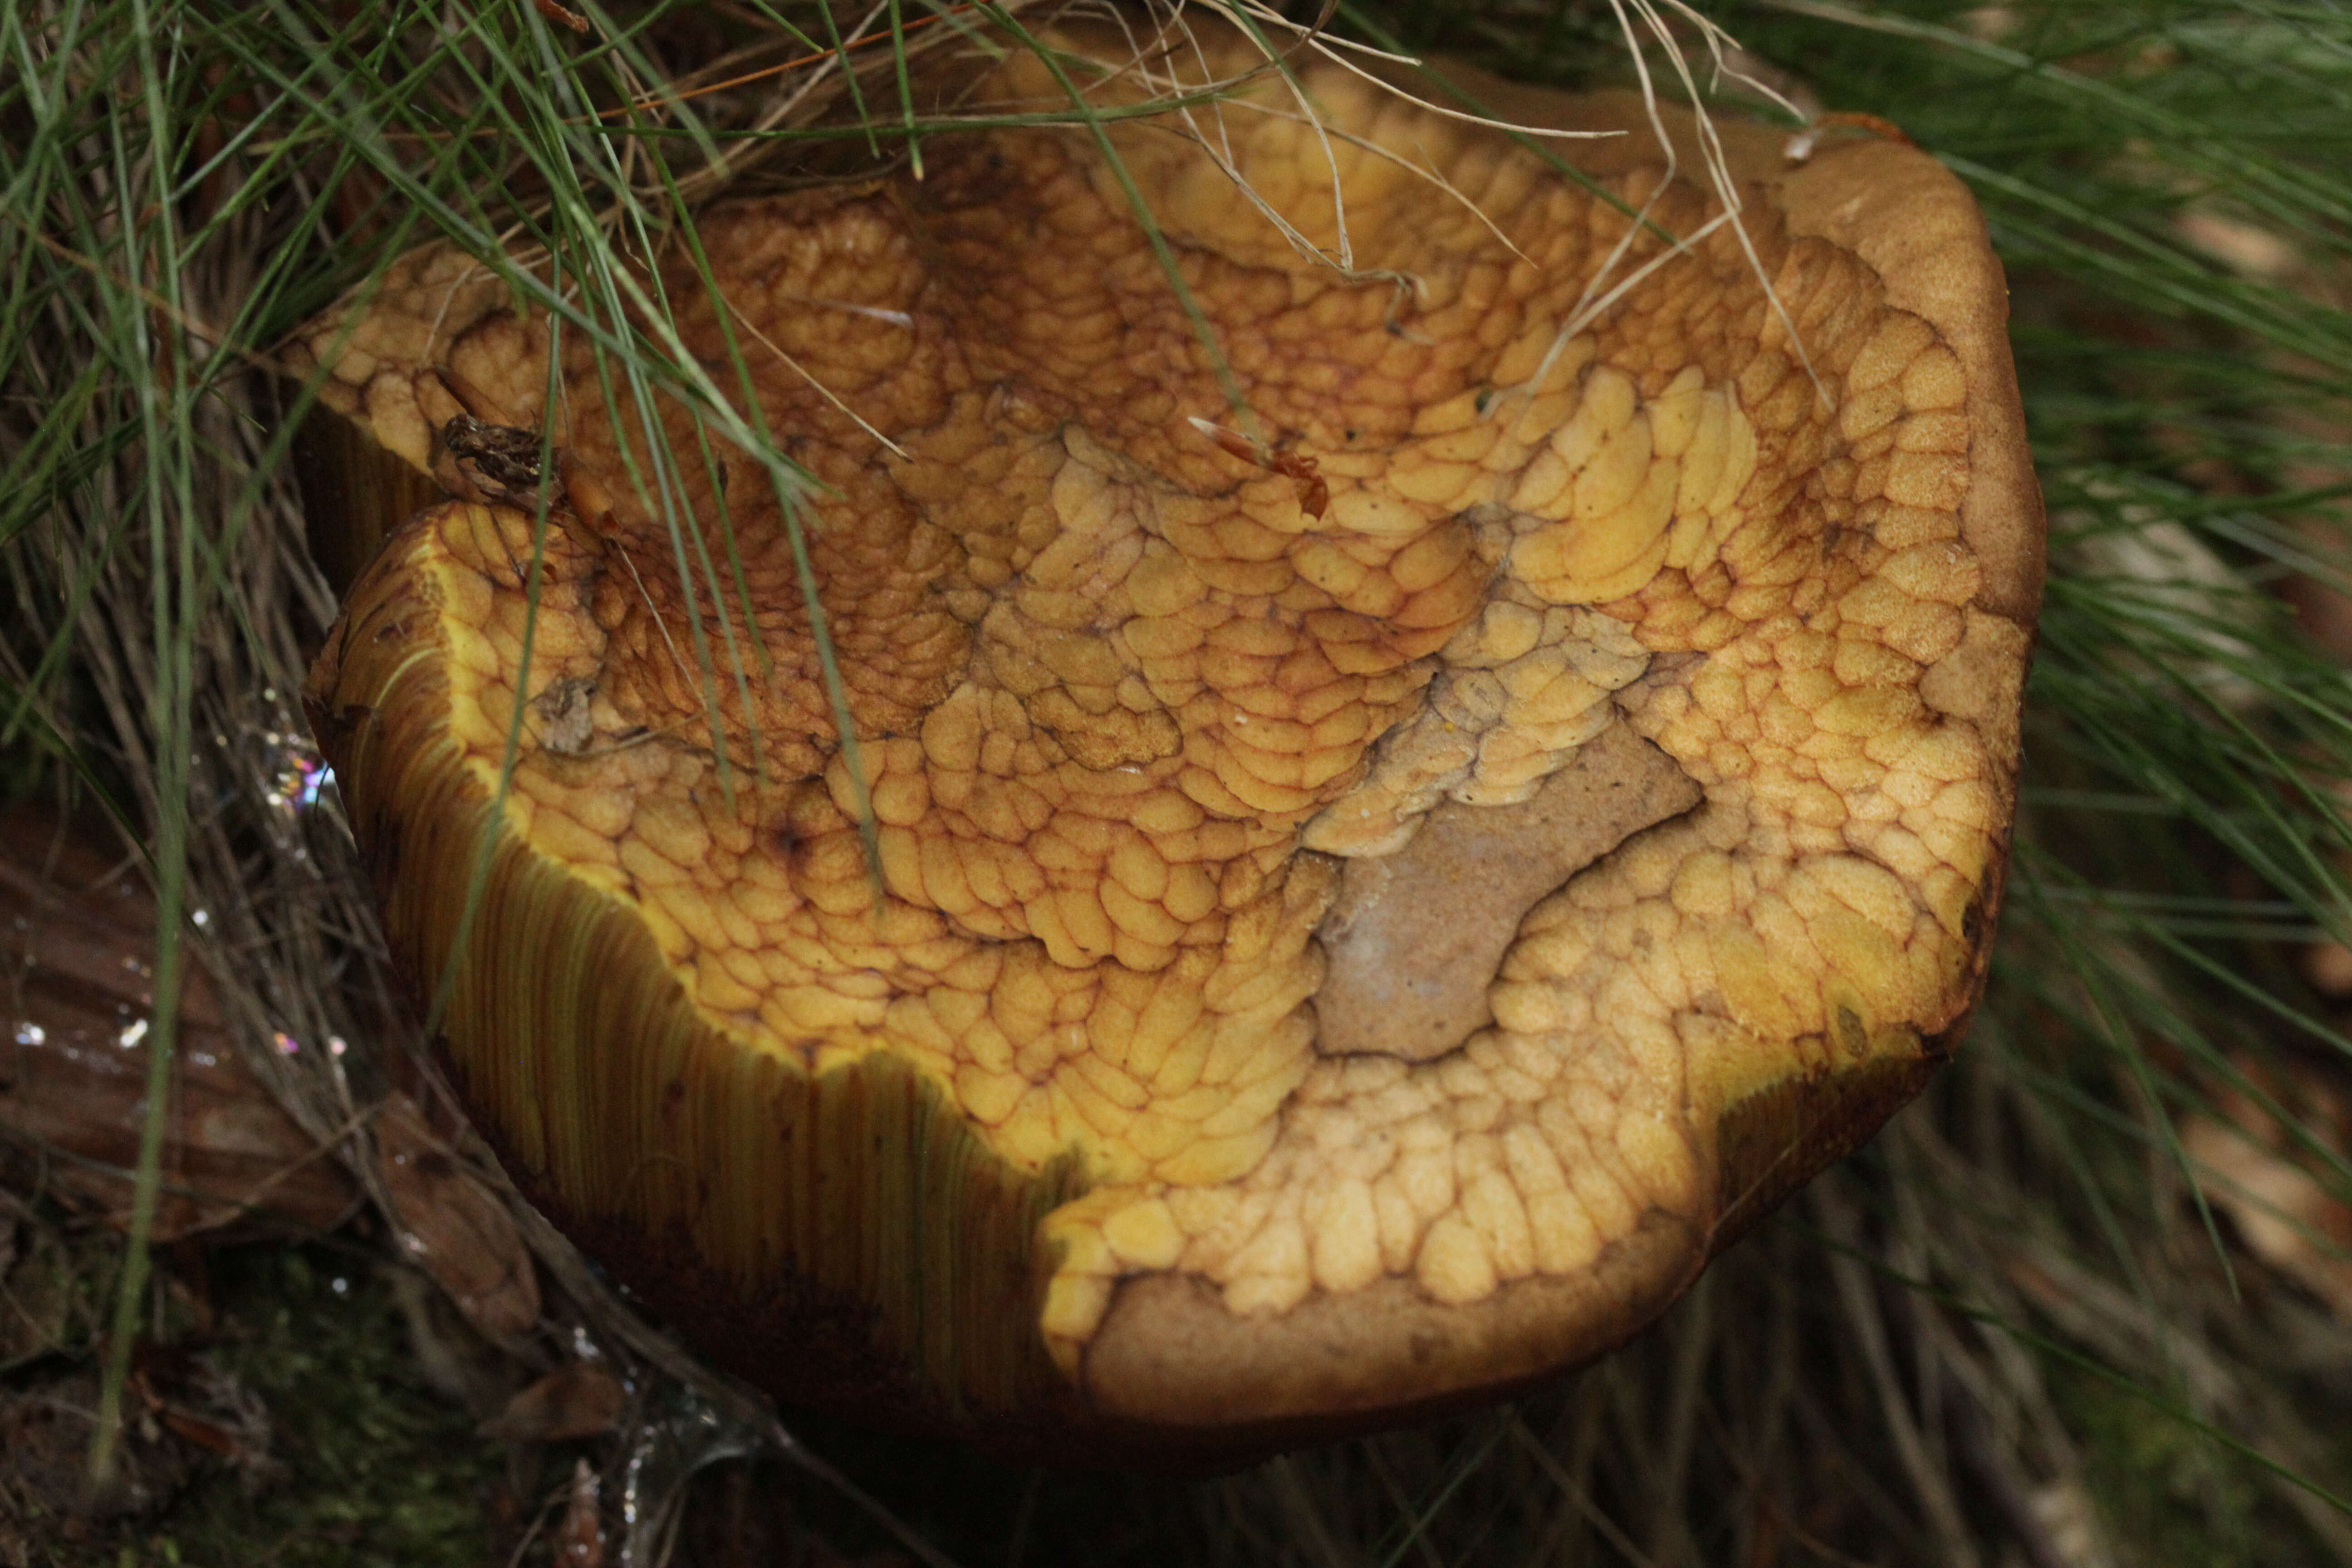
{"left": 300, "top": 27, "right": 2039, "bottom": 1452}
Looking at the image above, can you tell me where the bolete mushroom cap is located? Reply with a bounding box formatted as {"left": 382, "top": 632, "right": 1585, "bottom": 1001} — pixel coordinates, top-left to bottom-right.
{"left": 297, "top": 26, "right": 2041, "bottom": 1462}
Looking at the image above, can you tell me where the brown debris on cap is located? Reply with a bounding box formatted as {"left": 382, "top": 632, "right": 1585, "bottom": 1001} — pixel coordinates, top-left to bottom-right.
{"left": 1315, "top": 724, "right": 1701, "bottom": 1062}
{"left": 294, "top": 19, "right": 2041, "bottom": 1459}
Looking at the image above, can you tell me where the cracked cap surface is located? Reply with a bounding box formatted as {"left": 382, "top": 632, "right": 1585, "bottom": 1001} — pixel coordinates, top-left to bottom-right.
{"left": 298, "top": 27, "right": 2040, "bottom": 1454}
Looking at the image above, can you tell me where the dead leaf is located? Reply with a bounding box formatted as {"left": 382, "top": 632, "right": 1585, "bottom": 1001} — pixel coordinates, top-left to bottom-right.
{"left": 554, "top": 1458, "right": 604, "bottom": 1568}
{"left": 530, "top": 0, "right": 591, "bottom": 34}
{"left": 481, "top": 1360, "right": 625, "bottom": 1443}
{"left": 2181, "top": 1062, "right": 2352, "bottom": 1316}
{"left": 0, "top": 1206, "right": 102, "bottom": 1367}
{"left": 0, "top": 1373, "right": 191, "bottom": 1523}
{"left": 0, "top": 804, "right": 360, "bottom": 1239}
{"left": 374, "top": 1092, "right": 540, "bottom": 1339}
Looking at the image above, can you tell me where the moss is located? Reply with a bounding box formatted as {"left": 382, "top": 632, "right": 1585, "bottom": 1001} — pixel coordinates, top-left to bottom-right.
{"left": 2051, "top": 1361, "right": 2308, "bottom": 1568}
{"left": 7, "top": 1245, "right": 503, "bottom": 1568}
{"left": 175, "top": 1249, "right": 501, "bottom": 1567}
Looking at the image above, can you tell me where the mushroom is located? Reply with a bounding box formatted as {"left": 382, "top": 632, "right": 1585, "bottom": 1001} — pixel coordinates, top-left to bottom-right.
{"left": 296, "top": 25, "right": 2040, "bottom": 1460}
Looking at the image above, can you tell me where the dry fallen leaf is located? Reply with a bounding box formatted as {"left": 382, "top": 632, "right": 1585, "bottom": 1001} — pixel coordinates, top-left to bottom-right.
{"left": 0, "top": 804, "right": 360, "bottom": 1239}
{"left": 554, "top": 1457, "right": 604, "bottom": 1568}
{"left": 2181, "top": 1061, "right": 2352, "bottom": 1317}
{"left": 480, "top": 1360, "right": 625, "bottom": 1443}
{"left": 0, "top": 1372, "right": 192, "bottom": 1524}
{"left": 373, "top": 1091, "right": 540, "bottom": 1340}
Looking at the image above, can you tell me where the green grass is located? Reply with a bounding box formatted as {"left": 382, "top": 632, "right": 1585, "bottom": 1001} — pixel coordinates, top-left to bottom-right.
{"left": 6, "top": 0, "right": 2352, "bottom": 1563}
